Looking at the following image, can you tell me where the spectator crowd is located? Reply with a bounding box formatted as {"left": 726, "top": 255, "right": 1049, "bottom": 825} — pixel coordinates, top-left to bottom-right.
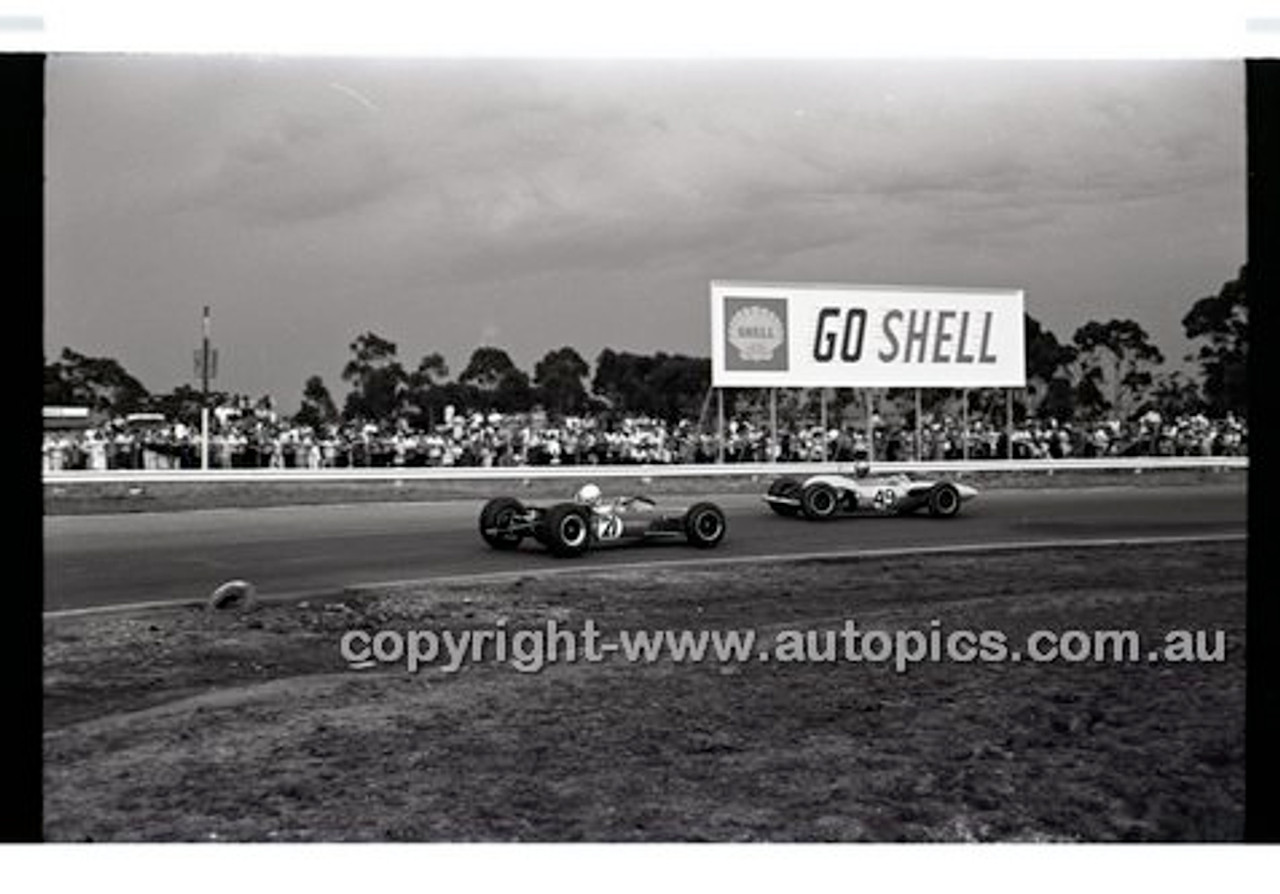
{"left": 42, "top": 406, "right": 1248, "bottom": 472}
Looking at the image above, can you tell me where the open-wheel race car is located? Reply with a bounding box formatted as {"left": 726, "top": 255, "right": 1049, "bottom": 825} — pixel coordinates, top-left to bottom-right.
{"left": 764, "top": 463, "right": 978, "bottom": 520}
{"left": 479, "top": 484, "right": 728, "bottom": 557}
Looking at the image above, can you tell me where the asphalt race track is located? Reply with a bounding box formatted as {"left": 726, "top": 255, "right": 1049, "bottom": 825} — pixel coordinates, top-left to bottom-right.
{"left": 43, "top": 484, "right": 1247, "bottom": 614}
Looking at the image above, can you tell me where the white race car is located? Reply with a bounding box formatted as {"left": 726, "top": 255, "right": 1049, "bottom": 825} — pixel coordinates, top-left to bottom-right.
{"left": 763, "top": 464, "right": 978, "bottom": 520}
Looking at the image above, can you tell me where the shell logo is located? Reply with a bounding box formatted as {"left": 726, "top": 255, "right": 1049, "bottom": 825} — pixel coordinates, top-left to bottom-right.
{"left": 727, "top": 305, "right": 785, "bottom": 362}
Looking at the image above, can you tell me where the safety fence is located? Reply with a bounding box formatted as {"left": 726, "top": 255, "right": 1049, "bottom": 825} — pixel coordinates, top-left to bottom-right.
{"left": 43, "top": 456, "right": 1247, "bottom": 485}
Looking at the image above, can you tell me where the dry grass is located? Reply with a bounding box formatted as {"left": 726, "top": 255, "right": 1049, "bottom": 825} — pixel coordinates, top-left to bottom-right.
{"left": 44, "top": 542, "right": 1244, "bottom": 841}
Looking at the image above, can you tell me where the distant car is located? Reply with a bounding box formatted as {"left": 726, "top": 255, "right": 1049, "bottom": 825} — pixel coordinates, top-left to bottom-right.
{"left": 763, "top": 466, "right": 978, "bottom": 520}
{"left": 479, "top": 485, "right": 727, "bottom": 557}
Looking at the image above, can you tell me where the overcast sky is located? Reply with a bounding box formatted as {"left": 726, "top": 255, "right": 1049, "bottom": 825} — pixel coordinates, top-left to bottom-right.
{"left": 45, "top": 57, "right": 1245, "bottom": 404}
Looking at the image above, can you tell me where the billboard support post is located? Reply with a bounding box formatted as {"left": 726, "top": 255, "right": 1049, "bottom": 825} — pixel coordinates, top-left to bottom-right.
{"left": 769, "top": 388, "right": 778, "bottom": 463}
{"left": 962, "top": 388, "right": 970, "bottom": 461}
{"left": 865, "top": 388, "right": 874, "bottom": 463}
{"left": 1006, "top": 388, "right": 1014, "bottom": 459}
{"left": 819, "top": 389, "right": 828, "bottom": 462}
{"left": 915, "top": 388, "right": 923, "bottom": 461}
{"left": 716, "top": 388, "right": 725, "bottom": 464}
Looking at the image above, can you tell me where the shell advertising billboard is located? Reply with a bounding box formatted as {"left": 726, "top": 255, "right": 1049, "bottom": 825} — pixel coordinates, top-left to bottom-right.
{"left": 710, "top": 281, "right": 1026, "bottom": 389}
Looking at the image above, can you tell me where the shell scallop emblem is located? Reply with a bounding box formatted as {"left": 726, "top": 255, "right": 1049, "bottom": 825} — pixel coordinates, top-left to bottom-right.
{"left": 727, "top": 305, "right": 785, "bottom": 362}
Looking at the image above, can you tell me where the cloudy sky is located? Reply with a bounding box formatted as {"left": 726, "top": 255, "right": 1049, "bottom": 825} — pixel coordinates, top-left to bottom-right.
{"left": 45, "top": 57, "right": 1245, "bottom": 404}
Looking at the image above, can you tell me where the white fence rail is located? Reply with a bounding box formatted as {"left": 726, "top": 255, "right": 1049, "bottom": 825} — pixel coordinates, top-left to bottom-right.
{"left": 43, "top": 456, "right": 1247, "bottom": 485}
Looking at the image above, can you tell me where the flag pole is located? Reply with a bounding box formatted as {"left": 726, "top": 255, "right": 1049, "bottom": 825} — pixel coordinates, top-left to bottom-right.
{"left": 200, "top": 306, "right": 210, "bottom": 470}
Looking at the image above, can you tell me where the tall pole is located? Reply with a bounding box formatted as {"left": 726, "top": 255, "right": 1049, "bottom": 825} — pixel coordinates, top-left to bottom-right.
{"left": 200, "top": 306, "right": 210, "bottom": 470}
{"left": 716, "top": 388, "right": 725, "bottom": 464}
{"left": 962, "top": 388, "right": 969, "bottom": 461}
{"left": 769, "top": 387, "right": 778, "bottom": 463}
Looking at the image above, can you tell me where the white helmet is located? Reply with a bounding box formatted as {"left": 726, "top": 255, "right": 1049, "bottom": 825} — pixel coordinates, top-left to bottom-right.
{"left": 574, "top": 483, "right": 603, "bottom": 506}
{"left": 853, "top": 460, "right": 871, "bottom": 478}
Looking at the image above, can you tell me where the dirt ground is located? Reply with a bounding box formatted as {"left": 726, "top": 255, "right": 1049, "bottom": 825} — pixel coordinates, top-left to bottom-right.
{"left": 43, "top": 541, "right": 1245, "bottom": 842}
{"left": 43, "top": 466, "right": 1244, "bottom": 515}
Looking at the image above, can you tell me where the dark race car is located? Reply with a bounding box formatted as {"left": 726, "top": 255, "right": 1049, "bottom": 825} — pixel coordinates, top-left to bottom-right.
{"left": 479, "top": 484, "right": 727, "bottom": 557}
{"left": 764, "top": 464, "right": 978, "bottom": 521}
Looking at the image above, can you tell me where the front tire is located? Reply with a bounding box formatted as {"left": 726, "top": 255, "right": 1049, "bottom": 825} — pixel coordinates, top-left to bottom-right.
{"left": 543, "top": 503, "right": 593, "bottom": 557}
{"left": 684, "top": 502, "right": 727, "bottom": 548}
{"left": 800, "top": 482, "right": 841, "bottom": 520}
{"left": 928, "top": 483, "right": 962, "bottom": 518}
{"left": 479, "top": 497, "right": 525, "bottom": 549}
{"left": 766, "top": 477, "right": 802, "bottom": 517}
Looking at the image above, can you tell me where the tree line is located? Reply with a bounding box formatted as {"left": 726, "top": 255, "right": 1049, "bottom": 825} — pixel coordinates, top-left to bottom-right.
{"left": 44, "top": 267, "right": 1248, "bottom": 428}
{"left": 300, "top": 336, "right": 714, "bottom": 429}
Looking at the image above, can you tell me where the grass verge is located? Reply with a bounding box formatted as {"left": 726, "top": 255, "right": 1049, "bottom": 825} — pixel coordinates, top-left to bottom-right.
{"left": 43, "top": 541, "right": 1244, "bottom": 841}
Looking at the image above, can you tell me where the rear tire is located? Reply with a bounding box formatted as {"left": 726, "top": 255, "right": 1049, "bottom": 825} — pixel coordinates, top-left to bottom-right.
{"left": 479, "top": 497, "right": 525, "bottom": 549}
{"left": 766, "top": 477, "right": 802, "bottom": 517}
{"left": 800, "top": 482, "right": 841, "bottom": 520}
{"left": 684, "top": 502, "right": 727, "bottom": 548}
{"left": 543, "top": 503, "right": 593, "bottom": 557}
{"left": 928, "top": 484, "right": 961, "bottom": 518}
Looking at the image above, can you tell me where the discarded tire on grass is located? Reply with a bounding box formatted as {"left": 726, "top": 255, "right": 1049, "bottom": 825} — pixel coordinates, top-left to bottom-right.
{"left": 208, "top": 579, "right": 257, "bottom": 611}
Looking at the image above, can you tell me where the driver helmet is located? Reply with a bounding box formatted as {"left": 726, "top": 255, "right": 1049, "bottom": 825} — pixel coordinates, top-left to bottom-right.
{"left": 574, "top": 483, "right": 603, "bottom": 506}
{"left": 853, "top": 460, "right": 871, "bottom": 478}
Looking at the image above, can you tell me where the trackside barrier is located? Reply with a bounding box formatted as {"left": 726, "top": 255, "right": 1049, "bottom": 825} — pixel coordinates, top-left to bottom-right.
{"left": 43, "top": 457, "right": 1247, "bottom": 485}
